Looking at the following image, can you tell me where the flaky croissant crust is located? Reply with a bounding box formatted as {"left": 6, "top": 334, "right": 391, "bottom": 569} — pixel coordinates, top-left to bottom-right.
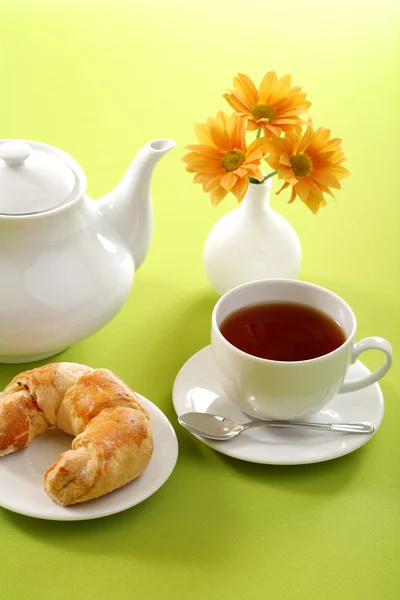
{"left": 0, "top": 363, "right": 153, "bottom": 505}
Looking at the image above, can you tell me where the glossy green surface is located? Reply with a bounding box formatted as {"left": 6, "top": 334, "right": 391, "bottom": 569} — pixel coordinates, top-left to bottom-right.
{"left": 0, "top": 1, "right": 399, "bottom": 598}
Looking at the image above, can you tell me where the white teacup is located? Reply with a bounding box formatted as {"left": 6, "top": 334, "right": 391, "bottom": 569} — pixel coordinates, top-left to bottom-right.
{"left": 211, "top": 279, "right": 392, "bottom": 420}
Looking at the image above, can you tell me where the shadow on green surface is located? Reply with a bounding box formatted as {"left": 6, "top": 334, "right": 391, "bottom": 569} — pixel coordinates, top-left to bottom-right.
{"left": 1, "top": 429, "right": 232, "bottom": 563}
{"left": 216, "top": 440, "right": 369, "bottom": 495}
{"left": 120, "top": 287, "right": 218, "bottom": 408}
{"left": 146, "top": 287, "right": 218, "bottom": 380}
{"left": 2, "top": 467, "right": 229, "bottom": 563}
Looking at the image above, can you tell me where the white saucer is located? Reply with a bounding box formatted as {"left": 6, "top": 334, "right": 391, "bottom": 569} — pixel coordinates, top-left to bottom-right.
{"left": 172, "top": 346, "right": 384, "bottom": 465}
{"left": 0, "top": 395, "right": 178, "bottom": 520}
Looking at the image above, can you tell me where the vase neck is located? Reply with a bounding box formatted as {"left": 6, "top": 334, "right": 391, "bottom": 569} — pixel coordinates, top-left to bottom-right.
{"left": 241, "top": 179, "right": 272, "bottom": 216}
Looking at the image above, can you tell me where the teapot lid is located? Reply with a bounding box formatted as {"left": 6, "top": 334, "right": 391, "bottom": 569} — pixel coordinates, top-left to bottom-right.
{"left": 0, "top": 140, "right": 83, "bottom": 216}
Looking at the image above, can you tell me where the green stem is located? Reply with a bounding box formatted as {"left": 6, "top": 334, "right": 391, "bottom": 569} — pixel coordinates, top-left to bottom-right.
{"left": 256, "top": 128, "right": 262, "bottom": 139}
{"left": 262, "top": 170, "right": 277, "bottom": 181}
{"left": 249, "top": 171, "right": 277, "bottom": 185}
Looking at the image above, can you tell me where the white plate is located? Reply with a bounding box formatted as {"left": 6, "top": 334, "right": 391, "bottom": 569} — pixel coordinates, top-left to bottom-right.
{"left": 0, "top": 395, "right": 178, "bottom": 520}
{"left": 172, "top": 346, "right": 384, "bottom": 465}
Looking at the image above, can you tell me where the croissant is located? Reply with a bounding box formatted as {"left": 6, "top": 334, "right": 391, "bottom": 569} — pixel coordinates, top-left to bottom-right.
{"left": 0, "top": 363, "right": 153, "bottom": 505}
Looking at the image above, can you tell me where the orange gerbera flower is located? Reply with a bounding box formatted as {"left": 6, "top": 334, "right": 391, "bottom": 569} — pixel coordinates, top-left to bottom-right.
{"left": 183, "top": 111, "right": 267, "bottom": 205}
{"left": 265, "top": 126, "right": 350, "bottom": 213}
{"left": 224, "top": 72, "right": 311, "bottom": 138}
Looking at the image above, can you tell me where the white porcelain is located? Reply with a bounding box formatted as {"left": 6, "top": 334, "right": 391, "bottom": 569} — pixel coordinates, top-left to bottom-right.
{"left": 172, "top": 346, "right": 384, "bottom": 465}
{"left": 0, "top": 394, "right": 178, "bottom": 520}
{"left": 0, "top": 138, "right": 175, "bottom": 363}
{"left": 0, "top": 141, "right": 77, "bottom": 215}
{"left": 203, "top": 178, "right": 302, "bottom": 296}
{"left": 211, "top": 279, "right": 392, "bottom": 420}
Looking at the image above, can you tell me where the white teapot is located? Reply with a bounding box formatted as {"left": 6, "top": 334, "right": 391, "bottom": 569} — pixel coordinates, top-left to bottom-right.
{"left": 0, "top": 138, "right": 175, "bottom": 363}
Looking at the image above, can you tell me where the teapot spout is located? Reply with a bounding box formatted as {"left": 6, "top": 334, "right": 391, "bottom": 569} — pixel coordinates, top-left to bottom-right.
{"left": 96, "top": 138, "right": 175, "bottom": 269}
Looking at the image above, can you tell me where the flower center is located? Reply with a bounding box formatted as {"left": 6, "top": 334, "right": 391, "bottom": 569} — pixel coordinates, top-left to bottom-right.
{"left": 251, "top": 103, "right": 276, "bottom": 122}
{"left": 221, "top": 149, "right": 246, "bottom": 172}
{"left": 290, "top": 152, "right": 313, "bottom": 178}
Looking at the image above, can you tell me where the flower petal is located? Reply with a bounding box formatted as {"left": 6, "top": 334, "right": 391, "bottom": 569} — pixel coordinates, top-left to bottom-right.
{"left": 288, "top": 187, "right": 297, "bottom": 204}
{"left": 208, "top": 118, "right": 232, "bottom": 151}
{"left": 234, "top": 73, "right": 259, "bottom": 106}
{"left": 270, "top": 74, "right": 292, "bottom": 104}
{"left": 276, "top": 166, "right": 298, "bottom": 185}
{"left": 244, "top": 161, "right": 263, "bottom": 170}
{"left": 248, "top": 136, "right": 268, "bottom": 155}
{"left": 203, "top": 174, "right": 223, "bottom": 192}
{"left": 194, "top": 123, "right": 214, "bottom": 146}
{"left": 185, "top": 157, "right": 222, "bottom": 173}
{"left": 273, "top": 118, "right": 300, "bottom": 125}
{"left": 185, "top": 145, "right": 222, "bottom": 160}
{"left": 231, "top": 176, "right": 249, "bottom": 202}
{"left": 276, "top": 181, "right": 290, "bottom": 195}
{"left": 259, "top": 71, "right": 277, "bottom": 102}
{"left": 279, "top": 153, "right": 291, "bottom": 167}
{"left": 231, "top": 114, "right": 246, "bottom": 149}
{"left": 297, "top": 126, "right": 314, "bottom": 153}
{"left": 210, "top": 185, "right": 229, "bottom": 206}
{"left": 311, "top": 169, "right": 342, "bottom": 189}
{"left": 216, "top": 111, "right": 229, "bottom": 129}
{"left": 226, "top": 88, "right": 252, "bottom": 112}
{"left": 245, "top": 149, "right": 263, "bottom": 163}
{"left": 294, "top": 179, "right": 312, "bottom": 203}
{"left": 263, "top": 123, "right": 282, "bottom": 137}
{"left": 220, "top": 172, "right": 239, "bottom": 191}
{"left": 246, "top": 120, "right": 260, "bottom": 131}
{"left": 235, "top": 166, "right": 249, "bottom": 178}
{"left": 193, "top": 173, "right": 209, "bottom": 184}
{"left": 246, "top": 167, "right": 264, "bottom": 181}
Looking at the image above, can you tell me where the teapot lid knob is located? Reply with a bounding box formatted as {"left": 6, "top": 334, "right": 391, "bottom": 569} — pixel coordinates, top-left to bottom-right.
{"left": 0, "top": 141, "right": 31, "bottom": 166}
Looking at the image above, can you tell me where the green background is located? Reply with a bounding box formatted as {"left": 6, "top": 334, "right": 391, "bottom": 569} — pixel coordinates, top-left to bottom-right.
{"left": 0, "top": 1, "right": 399, "bottom": 598}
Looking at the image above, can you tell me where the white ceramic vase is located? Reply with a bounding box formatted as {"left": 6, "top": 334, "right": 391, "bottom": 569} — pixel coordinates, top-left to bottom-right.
{"left": 203, "top": 178, "right": 302, "bottom": 295}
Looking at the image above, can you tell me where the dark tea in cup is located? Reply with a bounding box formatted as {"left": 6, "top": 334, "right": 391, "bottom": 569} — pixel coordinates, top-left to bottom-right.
{"left": 219, "top": 301, "right": 346, "bottom": 362}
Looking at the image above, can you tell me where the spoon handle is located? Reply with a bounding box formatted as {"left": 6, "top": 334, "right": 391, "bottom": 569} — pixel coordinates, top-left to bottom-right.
{"left": 242, "top": 420, "right": 375, "bottom": 434}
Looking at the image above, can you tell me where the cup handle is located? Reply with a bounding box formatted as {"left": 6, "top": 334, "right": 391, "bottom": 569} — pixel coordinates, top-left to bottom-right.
{"left": 339, "top": 337, "right": 392, "bottom": 394}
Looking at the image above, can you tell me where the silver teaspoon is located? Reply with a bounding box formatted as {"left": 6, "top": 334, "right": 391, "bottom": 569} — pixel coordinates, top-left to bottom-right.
{"left": 178, "top": 413, "right": 375, "bottom": 440}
